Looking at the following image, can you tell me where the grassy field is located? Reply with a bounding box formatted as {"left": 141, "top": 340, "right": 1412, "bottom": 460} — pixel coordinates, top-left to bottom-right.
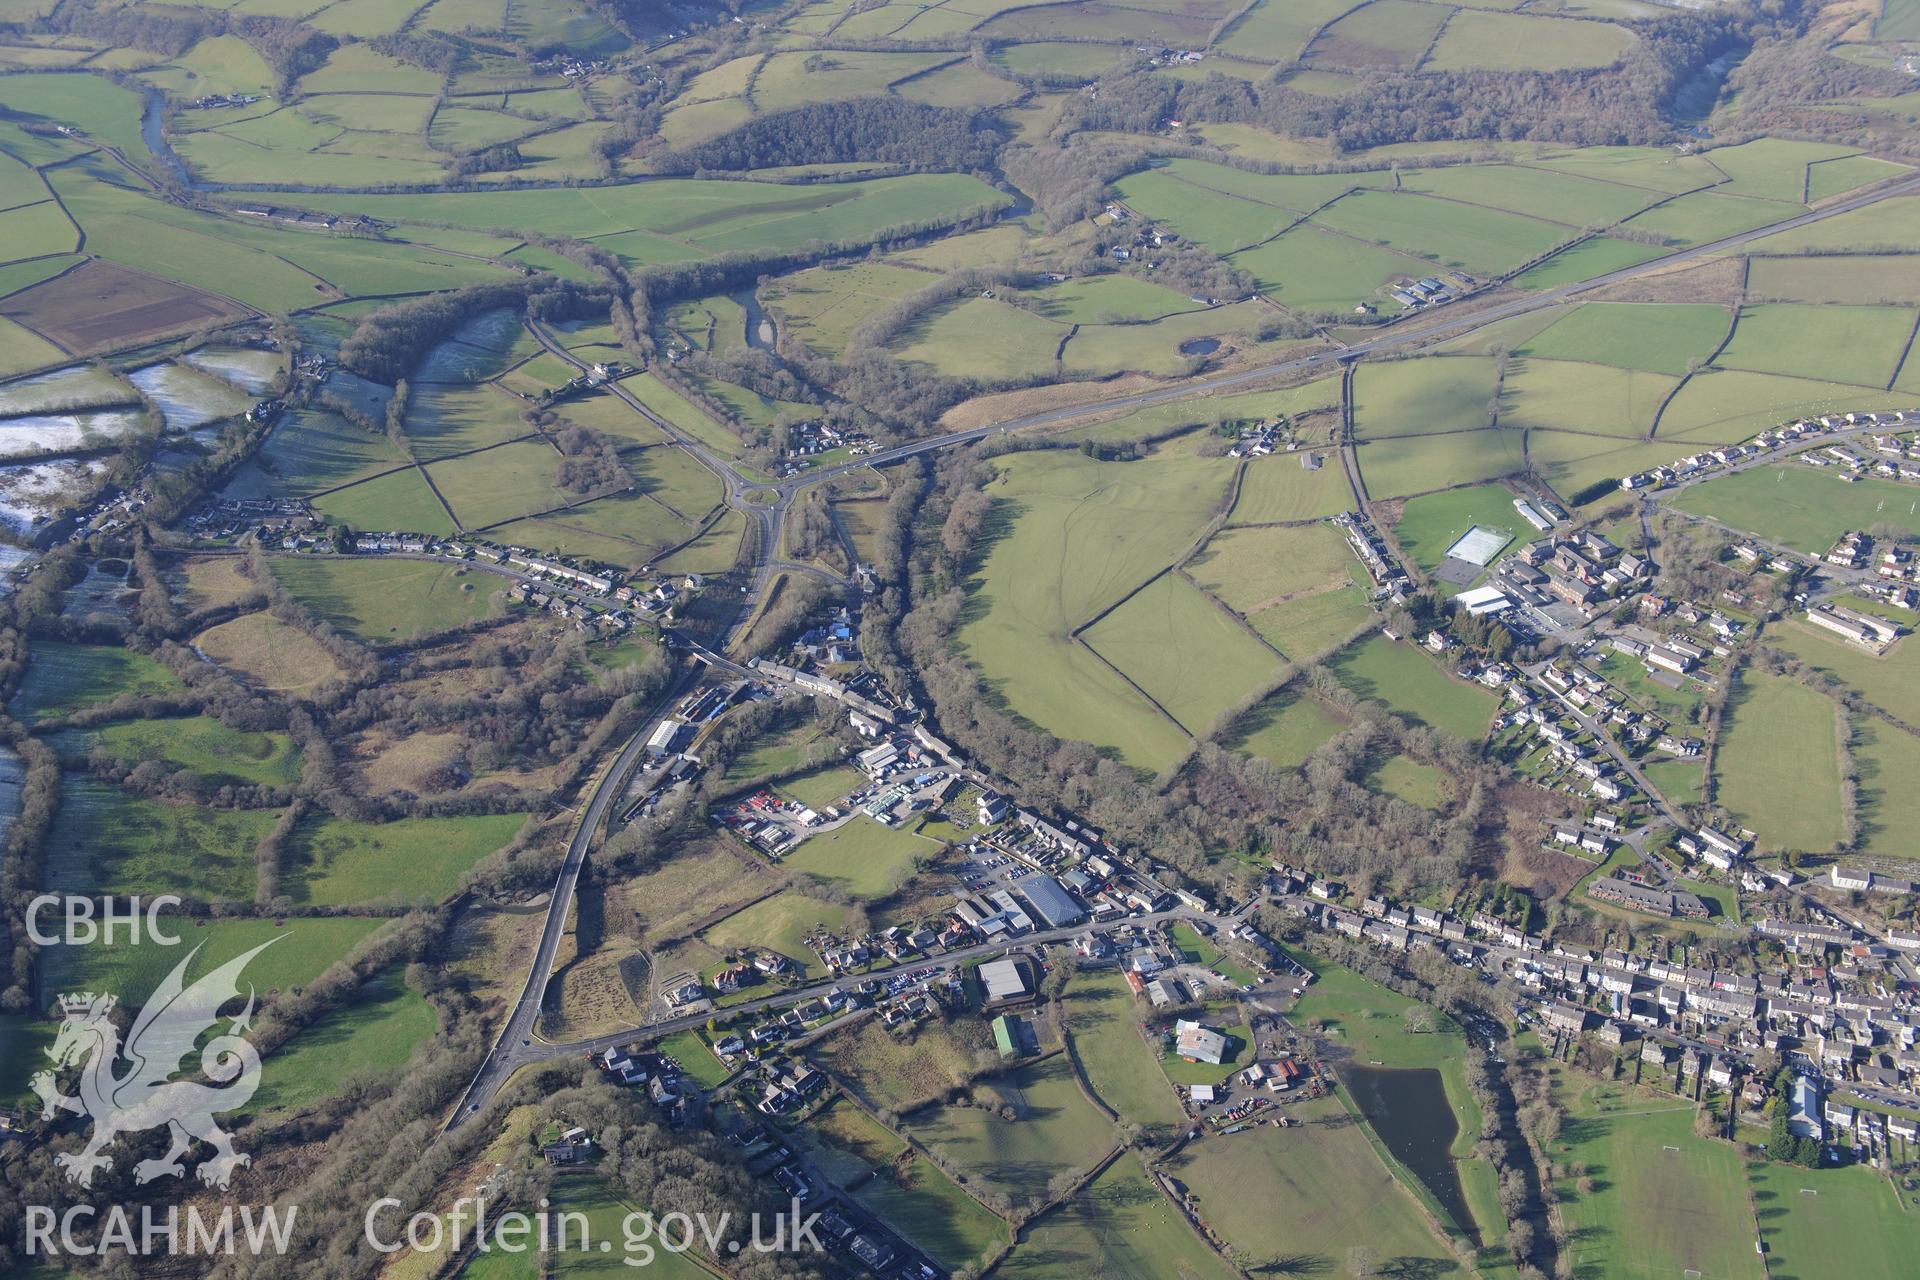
{"left": 283, "top": 811, "right": 527, "bottom": 906}
{"left": 958, "top": 447, "right": 1235, "bottom": 770}
{"left": 1714, "top": 670, "right": 1844, "bottom": 854}
{"left": 312, "top": 467, "right": 458, "bottom": 537}
{"left": 11, "top": 641, "right": 182, "bottom": 722}
{"left": 1062, "top": 969, "right": 1184, "bottom": 1127}
{"left": 996, "top": 1153, "right": 1233, "bottom": 1280}
{"left": 702, "top": 889, "right": 853, "bottom": 968}
{"left": 1512, "top": 236, "right": 1669, "bottom": 288}
{"left": 37, "top": 915, "right": 383, "bottom": 1010}
{"left": 1746, "top": 253, "right": 1920, "bottom": 305}
{"left": 44, "top": 779, "right": 277, "bottom": 901}
{"left": 1747, "top": 1159, "right": 1920, "bottom": 1280}
{"left": 1655, "top": 371, "right": 1900, "bottom": 445}
{"left": 783, "top": 816, "right": 940, "bottom": 899}
{"left": 252, "top": 965, "right": 438, "bottom": 1115}
{"left": 1188, "top": 523, "right": 1359, "bottom": 614}
{"left": 1313, "top": 189, "right": 1569, "bottom": 276}
{"left": 1621, "top": 191, "right": 1799, "bottom": 248}
{"left": 1229, "top": 224, "right": 1430, "bottom": 312}
{"left": 1715, "top": 303, "right": 1916, "bottom": 387}
{"left": 1769, "top": 617, "right": 1920, "bottom": 729}
{"left": 1228, "top": 451, "right": 1354, "bottom": 523}
{"left": 1547, "top": 1075, "right": 1764, "bottom": 1280}
{"left": 761, "top": 259, "right": 931, "bottom": 359}
{"left": 1083, "top": 572, "right": 1286, "bottom": 736}
{"left": 1248, "top": 584, "right": 1375, "bottom": 662}
{"left": 1229, "top": 688, "right": 1347, "bottom": 767}
{"left": 1423, "top": 11, "right": 1637, "bottom": 73}
{"left": 1516, "top": 302, "right": 1729, "bottom": 376}
{"left": 196, "top": 612, "right": 347, "bottom": 691}
{"left": 1390, "top": 483, "right": 1521, "bottom": 573}
{"left": 773, "top": 763, "right": 863, "bottom": 810}
{"left": 1369, "top": 754, "right": 1447, "bottom": 808}
{"left": 268, "top": 557, "right": 503, "bottom": 642}
{"left": 1308, "top": 0, "right": 1450, "bottom": 69}
{"left": 1355, "top": 426, "right": 1527, "bottom": 499}
{"left": 1353, "top": 356, "right": 1499, "bottom": 439}
{"left": 1850, "top": 716, "right": 1920, "bottom": 860}
{"left": 1501, "top": 359, "right": 1677, "bottom": 438}
{"left": 1332, "top": 633, "right": 1497, "bottom": 739}
{"left": 1670, "top": 465, "right": 1920, "bottom": 554}
{"left": 890, "top": 295, "right": 1063, "bottom": 380}
{"left": 815, "top": 1016, "right": 993, "bottom": 1113}
{"left": 58, "top": 715, "right": 299, "bottom": 787}
{"left": 855, "top": 1152, "right": 1007, "bottom": 1272}
{"left": 910, "top": 1055, "right": 1117, "bottom": 1204}
{"left": 1165, "top": 1097, "right": 1455, "bottom": 1277}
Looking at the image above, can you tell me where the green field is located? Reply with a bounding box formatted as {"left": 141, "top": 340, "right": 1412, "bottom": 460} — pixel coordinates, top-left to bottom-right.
{"left": 1512, "top": 235, "right": 1669, "bottom": 288}
{"left": 56, "top": 715, "right": 299, "bottom": 787}
{"left": 1517, "top": 302, "right": 1730, "bottom": 376}
{"left": 1165, "top": 1098, "right": 1455, "bottom": 1277}
{"left": 1355, "top": 425, "right": 1526, "bottom": 498}
{"left": 283, "top": 812, "right": 529, "bottom": 906}
{"left": 1621, "top": 191, "right": 1799, "bottom": 247}
{"left": 1747, "top": 254, "right": 1920, "bottom": 305}
{"left": 1062, "top": 970, "right": 1184, "bottom": 1127}
{"left": 1501, "top": 359, "right": 1678, "bottom": 438}
{"left": 997, "top": 1153, "right": 1233, "bottom": 1279}
{"left": 1390, "top": 484, "right": 1521, "bottom": 574}
{"left": 703, "top": 889, "right": 854, "bottom": 968}
{"left": 1083, "top": 572, "right": 1286, "bottom": 737}
{"left": 1423, "top": 11, "right": 1636, "bottom": 73}
{"left": 1369, "top": 754, "right": 1447, "bottom": 807}
{"left": 1548, "top": 1077, "right": 1764, "bottom": 1280}
{"left": 1670, "top": 465, "right": 1920, "bottom": 555}
{"left": 1188, "top": 523, "right": 1361, "bottom": 615}
{"left": 1248, "top": 584, "right": 1375, "bottom": 661}
{"left": 11, "top": 641, "right": 183, "bottom": 722}
{"left": 268, "top": 557, "right": 504, "bottom": 642}
{"left": 773, "top": 763, "right": 863, "bottom": 810}
{"left": 854, "top": 1153, "right": 1007, "bottom": 1272}
{"left": 958, "top": 448, "right": 1236, "bottom": 770}
{"left": 1748, "top": 1159, "right": 1920, "bottom": 1280}
{"left": 1308, "top": 0, "right": 1450, "bottom": 70}
{"left": 1313, "top": 189, "right": 1570, "bottom": 277}
{"left": 37, "top": 916, "right": 384, "bottom": 1012}
{"left": 783, "top": 816, "right": 940, "bottom": 899}
{"left": 312, "top": 467, "right": 459, "bottom": 537}
{"left": 1714, "top": 670, "right": 1844, "bottom": 854}
{"left": 910, "top": 1055, "right": 1117, "bottom": 1204}
{"left": 1850, "top": 716, "right": 1920, "bottom": 860}
{"left": 44, "top": 779, "right": 278, "bottom": 901}
{"left": 1716, "top": 303, "right": 1917, "bottom": 388}
{"left": 1332, "top": 633, "right": 1496, "bottom": 740}
{"left": 1230, "top": 223, "right": 1431, "bottom": 312}
{"left": 1770, "top": 617, "right": 1920, "bottom": 728}
{"left": 1229, "top": 688, "right": 1347, "bottom": 768}
{"left": 1353, "top": 356, "right": 1498, "bottom": 439}
{"left": 1655, "top": 371, "right": 1900, "bottom": 445}
{"left": 1228, "top": 451, "right": 1353, "bottom": 524}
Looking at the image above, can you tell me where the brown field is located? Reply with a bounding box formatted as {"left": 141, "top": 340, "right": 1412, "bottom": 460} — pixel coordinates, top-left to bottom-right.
{"left": 194, "top": 612, "right": 344, "bottom": 690}
{"left": 815, "top": 1017, "right": 994, "bottom": 1113}
{"left": 172, "top": 555, "right": 263, "bottom": 611}
{"left": 0, "top": 259, "right": 253, "bottom": 354}
{"left": 937, "top": 373, "right": 1164, "bottom": 431}
{"left": 445, "top": 902, "right": 544, "bottom": 1026}
{"left": 619, "top": 837, "right": 773, "bottom": 945}
{"left": 349, "top": 728, "right": 466, "bottom": 795}
{"left": 1583, "top": 255, "right": 1746, "bottom": 306}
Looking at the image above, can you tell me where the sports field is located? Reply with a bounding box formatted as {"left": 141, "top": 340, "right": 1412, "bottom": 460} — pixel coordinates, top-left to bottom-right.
{"left": 1391, "top": 484, "right": 1523, "bottom": 574}
{"left": 1549, "top": 1080, "right": 1764, "bottom": 1280}
{"left": 1713, "top": 670, "right": 1844, "bottom": 854}
{"left": 1747, "top": 1160, "right": 1920, "bottom": 1280}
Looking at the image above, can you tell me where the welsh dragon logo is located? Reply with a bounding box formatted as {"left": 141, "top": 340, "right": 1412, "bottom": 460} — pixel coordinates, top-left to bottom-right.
{"left": 31, "top": 939, "right": 277, "bottom": 1190}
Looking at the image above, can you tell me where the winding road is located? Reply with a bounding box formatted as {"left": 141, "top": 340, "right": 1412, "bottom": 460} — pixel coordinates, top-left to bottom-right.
{"left": 443, "top": 167, "right": 1920, "bottom": 1129}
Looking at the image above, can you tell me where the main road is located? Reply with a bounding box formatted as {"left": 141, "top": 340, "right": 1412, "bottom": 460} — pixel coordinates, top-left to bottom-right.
{"left": 445, "top": 168, "right": 1920, "bottom": 1129}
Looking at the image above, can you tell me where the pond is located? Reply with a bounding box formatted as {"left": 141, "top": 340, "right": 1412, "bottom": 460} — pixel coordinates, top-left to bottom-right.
{"left": 1342, "top": 1064, "right": 1476, "bottom": 1241}
{"left": 1179, "top": 337, "right": 1221, "bottom": 356}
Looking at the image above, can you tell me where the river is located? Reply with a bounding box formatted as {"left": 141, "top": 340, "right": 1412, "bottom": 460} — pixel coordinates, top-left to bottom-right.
{"left": 1342, "top": 1064, "right": 1477, "bottom": 1242}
